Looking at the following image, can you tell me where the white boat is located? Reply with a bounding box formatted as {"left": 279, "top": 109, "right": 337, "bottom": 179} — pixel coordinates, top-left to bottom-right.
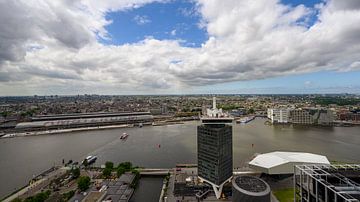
{"left": 120, "top": 132, "right": 129, "bottom": 140}
{"left": 237, "top": 116, "right": 255, "bottom": 124}
{"left": 83, "top": 155, "right": 97, "bottom": 165}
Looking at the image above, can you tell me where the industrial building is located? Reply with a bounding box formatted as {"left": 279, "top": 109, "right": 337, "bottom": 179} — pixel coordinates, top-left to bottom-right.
{"left": 248, "top": 151, "right": 330, "bottom": 175}
{"left": 197, "top": 97, "right": 234, "bottom": 199}
{"left": 232, "top": 175, "right": 270, "bottom": 202}
{"left": 294, "top": 164, "right": 360, "bottom": 202}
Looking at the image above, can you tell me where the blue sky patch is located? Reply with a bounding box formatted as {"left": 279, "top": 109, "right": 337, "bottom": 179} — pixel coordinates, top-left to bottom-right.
{"left": 103, "top": 1, "right": 207, "bottom": 47}
{"left": 281, "top": 0, "right": 322, "bottom": 8}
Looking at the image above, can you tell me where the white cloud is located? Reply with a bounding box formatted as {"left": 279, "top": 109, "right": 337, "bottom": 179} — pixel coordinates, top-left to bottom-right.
{"left": 304, "top": 81, "right": 313, "bottom": 87}
{"left": 133, "top": 15, "right": 151, "bottom": 25}
{"left": 1, "top": 0, "right": 360, "bottom": 95}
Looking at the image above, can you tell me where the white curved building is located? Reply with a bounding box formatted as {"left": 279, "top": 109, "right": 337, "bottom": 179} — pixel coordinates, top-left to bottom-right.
{"left": 248, "top": 151, "right": 330, "bottom": 175}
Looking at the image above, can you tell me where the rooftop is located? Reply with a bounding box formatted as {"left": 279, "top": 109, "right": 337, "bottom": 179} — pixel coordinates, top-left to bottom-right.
{"left": 233, "top": 176, "right": 269, "bottom": 193}
{"left": 201, "top": 97, "right": 233, "bottom": 124}
{"left": 249, "top": 151, "right": 330, "bottom": 169}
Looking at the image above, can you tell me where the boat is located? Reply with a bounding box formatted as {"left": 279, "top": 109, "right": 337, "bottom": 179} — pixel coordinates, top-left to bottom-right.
{"left": 2, "top": 133, "right": 16, "bottom": 138}
{"left": 82, "top": 155, "right": 97, "bottom": 165}
{"left": 237, "top": 116, "right": 255, "bottom": 124}
{"left": 120, "top": 132, "right": 129, "bottom": 140}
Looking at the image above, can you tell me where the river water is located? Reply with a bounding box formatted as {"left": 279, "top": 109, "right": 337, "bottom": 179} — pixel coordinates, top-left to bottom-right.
{"left": 0, "top": 118, "right": 360, "bottom": 198}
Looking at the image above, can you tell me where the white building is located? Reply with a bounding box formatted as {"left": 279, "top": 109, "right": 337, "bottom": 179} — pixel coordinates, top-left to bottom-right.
{"left": 267, "top": 108, "right": 290, "bottom": 123}
{"left": 248, "top": 151, "right": 330, "bottom": 175}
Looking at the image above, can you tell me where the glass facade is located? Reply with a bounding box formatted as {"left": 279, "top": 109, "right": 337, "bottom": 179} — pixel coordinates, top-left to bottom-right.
{"left": 197, "top": 124, "right": 233, "bottom": 185}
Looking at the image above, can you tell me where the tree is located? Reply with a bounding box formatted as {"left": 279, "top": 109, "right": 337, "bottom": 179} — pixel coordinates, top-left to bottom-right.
{"left": 248, "top": 108, "right": 255, "bottom": 114}
{"left": 118, "top": 162, "right": 132, "bottom": 171}
{"left": 71, "top": 168, "right": 80, "bottom": 179}
{"left": 105, "top": 161, "right": 114, "bottom": 170}
{"left": 116, "top": 167, "right": 126, "bottom": 177}
{"left": 62, "top": 190, "right": 75, "bottom": 201}
{"left": 0, "top": 111, "right": 10, "bottom": 118}
{"left": 24, "top": 190, "right": 51, "bottom": 202}
{"left": 77, "top": 176, "right": 91, "bottom": 191}
{"left": 102, "top": 168, "right": 112, "bottom": 178}
{"left": 130, "top": 170, "right": 140, "bottom": 188}
{"left": 11, "top": 198, "right": 22, "bottom": 202}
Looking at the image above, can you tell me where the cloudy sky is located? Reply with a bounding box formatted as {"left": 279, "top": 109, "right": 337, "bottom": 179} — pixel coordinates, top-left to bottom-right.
{"left": 1, "top": 0, "right": 360, "bottom": 95}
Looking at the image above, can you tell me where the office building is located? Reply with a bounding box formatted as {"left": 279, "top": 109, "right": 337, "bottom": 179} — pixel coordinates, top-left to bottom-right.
{"left": 267, "top": 108, "right": 290, "bottom": 123}
{"left": 290, "top": 109, "right": 314, "bottom": 124}
{"left": 198, "top": 97, "right": 234, "bottom": 199}
{"left": 290, "top": 108, "right": 334, "bottom": 125}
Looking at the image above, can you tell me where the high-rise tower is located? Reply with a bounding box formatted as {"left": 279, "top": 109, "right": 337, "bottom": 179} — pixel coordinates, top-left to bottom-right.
{"left": 197, "top": 97, "right": 234, "bottom": 199}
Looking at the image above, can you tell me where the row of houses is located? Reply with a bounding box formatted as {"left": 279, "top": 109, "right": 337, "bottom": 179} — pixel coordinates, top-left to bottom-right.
{"left": 267, "top": 108, "right": 334, "bottom": 125}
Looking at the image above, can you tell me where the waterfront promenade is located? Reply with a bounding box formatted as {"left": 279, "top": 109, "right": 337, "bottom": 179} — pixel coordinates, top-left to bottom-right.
{"left": 3, "top": 167, "right": 67, "bottom": 202}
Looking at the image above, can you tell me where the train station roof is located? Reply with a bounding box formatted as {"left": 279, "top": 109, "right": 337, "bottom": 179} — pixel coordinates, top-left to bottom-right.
{"left": 248, "top": 151, "right": 330, "bottom": 174}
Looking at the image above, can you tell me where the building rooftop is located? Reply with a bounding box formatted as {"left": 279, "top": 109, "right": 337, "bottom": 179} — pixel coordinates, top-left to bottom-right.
{"left": 233, "top": 176, "right": 269, "bottom": 193}
{"left": 16, "top": 114, "right": 153, "bottom": 128}
{"left": 200, "top": 97, "right": 233, "bottom": 124}
{"left": 249, "top": 151, "right": 330, "bottom": 169}
{"left": 248, "top": 151, "right": 330, "bottom": 174}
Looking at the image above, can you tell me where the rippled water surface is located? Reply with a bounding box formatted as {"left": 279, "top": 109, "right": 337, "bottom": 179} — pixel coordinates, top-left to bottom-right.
{"left": 1, "top": 119, "right": 359, "bottom": 198}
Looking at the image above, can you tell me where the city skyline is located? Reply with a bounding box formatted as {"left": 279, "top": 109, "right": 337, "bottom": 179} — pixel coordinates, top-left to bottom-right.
{"left": 1, "top": 0, "right": 360, "bottom": 95}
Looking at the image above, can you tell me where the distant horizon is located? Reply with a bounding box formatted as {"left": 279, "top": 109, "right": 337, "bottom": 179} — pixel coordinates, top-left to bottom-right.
{"left": 0, "top": 93, "right": 359, "bottom": 97}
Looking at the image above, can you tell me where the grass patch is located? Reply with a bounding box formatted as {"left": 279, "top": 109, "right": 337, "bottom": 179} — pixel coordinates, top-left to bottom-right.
{"left": 273, "top": 188, "right": 294, "bottom": 202}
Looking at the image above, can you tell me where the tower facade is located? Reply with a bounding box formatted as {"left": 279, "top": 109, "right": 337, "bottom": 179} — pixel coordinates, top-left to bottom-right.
{"left": 197, "top": 97, "right": 233, "bottom": 199}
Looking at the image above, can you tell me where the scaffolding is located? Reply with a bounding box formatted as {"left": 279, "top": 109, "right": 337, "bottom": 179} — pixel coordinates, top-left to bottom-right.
{"left": 294, "top": 164, "right": 360, "bottom": 202}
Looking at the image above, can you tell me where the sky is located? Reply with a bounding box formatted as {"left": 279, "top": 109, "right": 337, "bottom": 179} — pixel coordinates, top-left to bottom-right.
{"left": 0, "top": 0, "right": 360, "bottom": 95}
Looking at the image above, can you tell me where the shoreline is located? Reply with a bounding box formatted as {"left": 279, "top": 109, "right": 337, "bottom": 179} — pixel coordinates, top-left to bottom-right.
{"left": 0, "top": 124, "right": 135, "bottom": 138}
{"left": 0, "top": 121, "right": 189, "bottom": 139}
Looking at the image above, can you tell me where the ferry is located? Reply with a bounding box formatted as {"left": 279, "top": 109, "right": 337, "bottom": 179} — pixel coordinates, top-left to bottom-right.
{"left": 237, "top": 116, "right": 255, "bottom": 124}
{"left": 82, "top": 155, "right": 97, "bottom": 165}
{"left": 120, "top": 132, "right": 129, "bottom": 140}
{"left": 2, "top": 133, "right": 16, "bottom": 138}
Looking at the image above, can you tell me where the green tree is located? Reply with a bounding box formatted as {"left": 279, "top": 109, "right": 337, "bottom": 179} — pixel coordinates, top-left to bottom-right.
{"left": 105, "top": 161, "right": 114, "bottom": 170}
{"left": 248, "top": 108, "right": 255, "bottom": 114}
{"left": 11, "top": 198, "right": 22, "bottom": 202}
{"left": 0, "top": 111, "right": 10, "bottom": 118}
{"left": 71, "top": 168, "right": 80, "bottom": 179}
{"left": 118, "top": 162, "right": 132, "bottom": 170}
{"left": 102, "top": 168, "right": 112, "bottom": 178}
{"left": 77, "top": 176, "right": 91, "bottom": 191}
{"left": 24, "top": 190, "right": 51, "bottom": 202}
{"left": 130, "top": 170, "right": 140, "bottom": 188}
{"left": 62, "top": 190, "right": 75, "bottom": 201}
{"left": 116, "top": 167, "right": 126, "bottom": 177}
